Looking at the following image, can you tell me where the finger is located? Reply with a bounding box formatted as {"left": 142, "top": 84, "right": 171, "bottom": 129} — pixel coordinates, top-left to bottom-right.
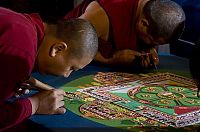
{"left": 151, "top": 54, "right": 159, "bottom": 65}
{"left": 15, "top": 88, "right": 23, "bottom": 97}
{"left": 153, "top": 57, "right": 159, "bottom": 65}
{"left": 56, "top": 95, "right": 64, "bottom": 102}
{"left": 22, "top": 89, "right": 30, "bottom": 94}
{"left": 146, "top": 55, "right": 151, "bottom": 66}
{"left": 20, "top": 83, "right": 31, "bottom": 89}
{"left": 15, "top": 93, "right": 20, "bottom": 98}
{"left": 55, "top": 89, "right": 66, "bottom": 96}
{"left": 18, "top": 88, "right": 23, "bottom": 92}
{"left": 150, "top": 48, "right": 157, "bottom": 57}
{"left": 140, "top": 53, "right": 145, "bottom": 67}
{"left": 55, "top": 107, "right": 66, "bottom": 114}
{"left": 56, "top": 101, "right": 65, "bottom": 108}
{"left": 150, "top": 48, "right": 159, "bottom": 65}
{"left": 143, "top": 59, "right": 149, "bottom": 68}
{"left": 150, "top": 48, "right": 158, "bottom": 56}
{"left": 140, "top": 51, "right": 150, "bottom": 67}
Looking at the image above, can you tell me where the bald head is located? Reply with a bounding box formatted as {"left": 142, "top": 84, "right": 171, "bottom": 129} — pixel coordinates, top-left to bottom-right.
{"left": 143, "top": 0, "right": 185, "bottom": 42}
{"left": 56, "top": 18, "right": 98, "bottom": 59}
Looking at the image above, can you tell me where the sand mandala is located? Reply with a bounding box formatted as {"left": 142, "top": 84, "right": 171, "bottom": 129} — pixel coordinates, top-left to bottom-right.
{"left": 62, "top": 72, "right": 200, "bottom": 130}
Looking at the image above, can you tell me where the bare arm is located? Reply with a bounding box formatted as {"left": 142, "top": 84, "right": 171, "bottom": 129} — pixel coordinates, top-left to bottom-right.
{"left": 95, "top": 49, "right": 142, "bottom": 65}
{"left": 79, "top": 1, "right": 109, "bottom": 40}
{"left": 79, "top": 1, "right": 159, "bottom": 67}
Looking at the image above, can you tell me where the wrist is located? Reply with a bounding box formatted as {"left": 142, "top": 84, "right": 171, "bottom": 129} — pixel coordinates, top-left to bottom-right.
{"left": 28, "top": 96, "right": 39, "bottom": 115}
{"left": 95, "top": 52, "right": 113, "bottom": 64}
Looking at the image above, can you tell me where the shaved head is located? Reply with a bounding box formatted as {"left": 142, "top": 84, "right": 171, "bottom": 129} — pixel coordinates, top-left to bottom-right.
{"left": 143, "top": 0, "right": 185, "bottom": 42}
{"left": 56, "top": 18, "right": 98, "bottom": 59}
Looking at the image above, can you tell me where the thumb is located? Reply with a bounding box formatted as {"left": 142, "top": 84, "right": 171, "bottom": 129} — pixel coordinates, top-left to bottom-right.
{"left": 55, "top": 107, "right": 66, "bottom": 114}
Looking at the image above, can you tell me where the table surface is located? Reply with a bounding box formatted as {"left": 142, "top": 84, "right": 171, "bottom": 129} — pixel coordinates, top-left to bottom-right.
{"left": 29, "top": 55, "right": 193, "bottom": 132}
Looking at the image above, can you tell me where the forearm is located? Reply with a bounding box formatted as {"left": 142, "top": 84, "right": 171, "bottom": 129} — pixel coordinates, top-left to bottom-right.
{"left": 28, "top": 96, "right": 39, "bottom": 115}
{"left": 94, "top": 51, "right": 113, "bottom": 65}
{"left": 95, "top": 50, "right": 140, "bottom": 66}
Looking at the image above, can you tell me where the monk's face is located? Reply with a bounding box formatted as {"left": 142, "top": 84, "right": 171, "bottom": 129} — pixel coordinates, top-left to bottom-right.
{"left": 136, "top": 17, "right": 167, "bottom": 46}
{"left": 139, "top": 33, "right": 166, "bottom": 46}
{"left": 45, "top": 53, "right": 92, "bottom": 78}
{"left": 36, "top": 39, "right": 92, "bottom": 77}
{"left": 37, "top": 51, "right": 92, "bottom": 77}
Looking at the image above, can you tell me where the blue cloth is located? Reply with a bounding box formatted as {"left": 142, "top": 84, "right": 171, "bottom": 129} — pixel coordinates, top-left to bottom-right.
{"left": 173, "top": 0, "right": 200, "bottom": 42}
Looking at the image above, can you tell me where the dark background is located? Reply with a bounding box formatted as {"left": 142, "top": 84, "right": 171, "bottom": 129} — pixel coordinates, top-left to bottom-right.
{"left": 0, "top": 0, "right": 200, "bottom": 58}
{"left": 171, "top": 0, "right": 200, "bottom": 58}
{"left": 0, "top": 0, "right": 74, "bottom": 22}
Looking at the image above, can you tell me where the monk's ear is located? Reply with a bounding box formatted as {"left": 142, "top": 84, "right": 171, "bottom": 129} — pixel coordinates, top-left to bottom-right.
{"left": 49, "top": 42, "right": 68, "bottom": 57}
{"left": 138, "top": 18, "right": 149, "bottom": 33}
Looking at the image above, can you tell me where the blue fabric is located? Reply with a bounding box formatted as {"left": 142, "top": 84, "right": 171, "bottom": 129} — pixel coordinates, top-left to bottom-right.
{"left": 173, "top": 0, "right": 200, "bottom": 42}
{"left": 31, "top": 110, "right": 107, "bottom": 128}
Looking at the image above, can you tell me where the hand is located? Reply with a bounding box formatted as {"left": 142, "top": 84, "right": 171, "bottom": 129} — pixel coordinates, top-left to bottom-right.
{"left": 140, "top": 48, "right": 159, "bottom": 68}
{"left": 15, "top": 76, "right": 54, "bottom": 97}
{"left": 111, "top": 49, "right": 141, "bottom": 65}
{"left": 15, "top": 83, "right": 31, "bottom": 97}
{"left": 28, "top": 89, "right": 66, "bottom": 115}
{"left": 25, "top": 76, "right": 54, "bottom": 90}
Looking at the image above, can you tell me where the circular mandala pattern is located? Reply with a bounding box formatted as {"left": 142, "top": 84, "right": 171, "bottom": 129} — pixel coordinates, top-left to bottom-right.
{"left": 128, "top": 85, "right": 200, "bottom": 108}
{"left": 157, "top": 91, "right": 185, "bottom": 100}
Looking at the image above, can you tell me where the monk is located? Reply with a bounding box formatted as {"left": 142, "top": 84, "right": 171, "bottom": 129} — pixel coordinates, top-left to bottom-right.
{"left": 65, "top": 0, "right": 186, "bottom": 67}
{"left": 0, "top": 7, "right": 98, "bottom": 130}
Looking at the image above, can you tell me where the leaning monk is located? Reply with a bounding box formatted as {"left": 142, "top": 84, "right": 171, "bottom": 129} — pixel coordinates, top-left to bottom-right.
{"left": 0, "top": 7, "right": 98, "bottom": 131}
{"left": 65, "top": 0, "right": 186, "bottom": 67}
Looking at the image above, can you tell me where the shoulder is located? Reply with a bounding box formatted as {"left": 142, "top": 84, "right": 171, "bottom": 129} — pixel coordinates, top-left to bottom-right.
{"left": 83, "top": 1, "right": 107, "bottom": 23}
{"left": 0, "top": 7, "right": 33, "bottom": 26}
{"left": 85, "top": 1, "right": 102, "bottom": 12}
{"left": 0, "top": 8, "right": 39, "bottom": 53}
{"left": 0, "top": 8, "right": 38, "bottom": 73}
{"left": 80, "top": 1, "right": 109, "bottom": 40}
{"left": 0, "top": 7, "right": 37, "bottom": 39}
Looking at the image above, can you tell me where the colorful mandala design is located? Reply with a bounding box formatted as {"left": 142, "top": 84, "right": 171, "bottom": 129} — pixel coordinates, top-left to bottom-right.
{"left": 128, "top": 85, "right": 200, "bottom": 108}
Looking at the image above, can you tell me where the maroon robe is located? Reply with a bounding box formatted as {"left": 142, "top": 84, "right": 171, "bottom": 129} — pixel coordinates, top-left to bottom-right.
{"left": 0, "top": 7, "right": 44, "bottom": 130}
{"left": 65, "top": 0, "right": 139, "bottom": 58}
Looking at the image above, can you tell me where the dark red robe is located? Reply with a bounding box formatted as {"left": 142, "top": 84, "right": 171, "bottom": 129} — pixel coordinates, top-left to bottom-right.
{"left": 0, "top": 7, "right": 44, "bottom": 130}
{"left": 65, "top": 0, "right": 139, "bottom": 58}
